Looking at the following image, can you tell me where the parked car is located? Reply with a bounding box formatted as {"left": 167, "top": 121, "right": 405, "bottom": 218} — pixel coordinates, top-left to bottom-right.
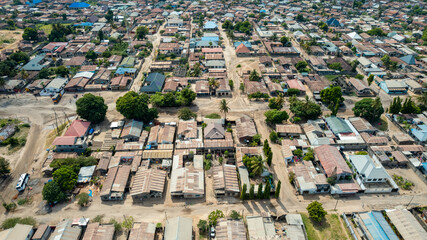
{"left": 210, "top": 226, "right": 215, "bottom": 238}
{"left": 16, "top": 173, "right": 30, "bottom": 192}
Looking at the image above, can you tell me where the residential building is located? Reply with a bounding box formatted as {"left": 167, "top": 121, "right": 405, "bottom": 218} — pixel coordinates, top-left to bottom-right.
{"left": 212, "top": 164, "right": 240, "bottom": 197}
{"left": 82, "top": 223, "right": 114, "bottom": 240}
{"left": 292, "top": 160, "right": 330, "bottom": 194}
{"left": 31, "top": 224, "right": 52, "bottom": 240}
{"left": 215, "top": 219, "right": 246, "bottom": 240}
{"left": 0, "top": 224, "right": 34, "bottom": 240}
{"left": 314, "top": 145, "right": 352, "bottom": 179}
{"left": 246, "top": 214, "right": 277, "bottom": 239}
{"left": 128, "top": 222, "right": 156, "bottom": 240}
{"left": 48, "top": 219, "right": 81, "bottom": 240}
{"left": 130, "top": 168, "right": 167, "bottom": 202}
{"left": 52, "top": 120, "right": 91, "bottom": 153}
{"left": 100, "top": 165, "right": 131, "bottom": 201}
{"left": 140, "top": 72, "right": 165, "bottom": 94}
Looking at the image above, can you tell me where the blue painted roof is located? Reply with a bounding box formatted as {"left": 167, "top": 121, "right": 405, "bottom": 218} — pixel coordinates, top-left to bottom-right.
{"left": 203, "top": 21, "right": 218, "bottom": 29}
{"left": 326, "top": 18, "right": 342, "bottom": 27}
{"left": 234, "top": 41, "right": 252, "bottom": 49}
{"left": 400, "top": 55, "right": 416, "bottom": 65}
{"left": 74, "top": 22, "right": 93, "bottom": 27}
{"left": 69, "top": 2, "right": 90, "bottom": 8}
{"left": 140, "top": 72, "right": 165, "bottom": 93}
{"left": 22, "top": 55, "right": 46, "bottom": 71}
{"left": 201, "top": 36, "right": 219, "bottom": 42}
{"left": 115, "top": 67, "right": 136, "bottom": 75}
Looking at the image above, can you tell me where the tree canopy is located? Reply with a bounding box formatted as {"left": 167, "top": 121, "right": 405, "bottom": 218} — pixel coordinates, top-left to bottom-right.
{"left": 76, "top": 93, "right": 108, "bottom": 124}
{"left": 178, "top": 107, "right": 196, "bottom": 120}
{"left": 320, "top": 86, "right": 344, "bottom": 115}
{"left": 22, "top": 27, "right": 38, "bottom": 41}
{"left": 0, "top": 157, "right": 11, "bottom": 176}
{"left": 249, "top": 70, "right": 260, "bottom": 82}
{"left": 52, "top": 166, "right": 78, "bottom": 191}
{"left": 150, "top": 88, "right": 196, "bottom": 107}
{"left": 352, "top": 97, "right": 384, "bottom": 122}
{"left": 264, "top": 109, "right": 289, "bottom": 124}
{"left": 48, "top": 23, "right": 73, "bottom": 42}
{"left": 42, "top": 181, "right": 66, "bottom": 204}
{"left": 307, "top": 201, "right": 327, "bottom": 223}
{"left": 136, "top": 26, "right": 149, "bottom": 40}
{"left": 116, "top": 91, "right": 158, "bottom": 123}
{"left": 268, "top": 95, "right": 284, "bottom": 110}
{"left": 289, "top": 96, "right": 322, "bottom": 120}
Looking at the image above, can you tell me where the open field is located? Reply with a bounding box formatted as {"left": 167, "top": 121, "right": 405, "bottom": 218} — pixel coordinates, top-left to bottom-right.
{"left": 0, "top": 30, "right": 23, "bottom": 51}
{"left": 301, "top": 213, "right": 351, "bottom": 240}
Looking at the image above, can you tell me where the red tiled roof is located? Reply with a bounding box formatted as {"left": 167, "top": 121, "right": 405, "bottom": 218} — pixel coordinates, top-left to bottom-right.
{"left": 235, "top": 43, "right": 250, "bottom": 53}
{"left": 52, "top": 136, "right": 76, "bottom": 145}
{"left": 64, "top": 120, "right": 91, "bottom": 137}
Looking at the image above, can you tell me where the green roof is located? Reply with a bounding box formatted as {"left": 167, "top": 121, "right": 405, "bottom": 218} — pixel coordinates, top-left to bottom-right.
{"left": 325, "top": 116, "right": 352, "bottom": 134}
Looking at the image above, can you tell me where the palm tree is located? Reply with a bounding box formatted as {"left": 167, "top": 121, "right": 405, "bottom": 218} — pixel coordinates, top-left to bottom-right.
{"left": 250, "top": 156, "right": 266, "bottom": 176}
{"left": 219, "top": 99, "right": 230, "bottom": 121}
{"left": 208, "top": 78, "right": 219, "bottom": 89}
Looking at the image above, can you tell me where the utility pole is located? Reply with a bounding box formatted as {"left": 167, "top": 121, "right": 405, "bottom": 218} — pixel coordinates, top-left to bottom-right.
{"left": 334, "top": 199, "right": 339, "bottom": 211}
{"left": 53, "top": 111, "right": 60, "bottom": 135}
{"left": 63, "top": 111, "right": 70, "bottom": 124}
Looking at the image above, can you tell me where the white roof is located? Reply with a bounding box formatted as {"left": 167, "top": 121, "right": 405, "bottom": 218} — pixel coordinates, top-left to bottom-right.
{"left": 349, "top": 155, "right": 390, "bottom": 180}
{"left": 347, "top": 31, "right": 362, "bottom": 40}
{"left": 73, "top": 71, "right": 94, "bottom": 79}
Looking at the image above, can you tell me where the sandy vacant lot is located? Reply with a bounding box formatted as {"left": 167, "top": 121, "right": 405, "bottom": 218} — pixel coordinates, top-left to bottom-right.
{"left": 0, "top": 29, "right": 23, "bottom": 51}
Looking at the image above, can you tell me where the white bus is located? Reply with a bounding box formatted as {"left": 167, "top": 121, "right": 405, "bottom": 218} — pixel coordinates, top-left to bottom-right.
{"left": 16, "top": 173, "right": 29, "bottom": 192}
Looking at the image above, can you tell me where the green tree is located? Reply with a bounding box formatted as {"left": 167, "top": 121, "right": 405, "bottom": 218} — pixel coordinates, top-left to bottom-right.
{"left": 352, "top": 97, "right": 384, "bottom": 122}
{"left": 416, "top": 92, "right": 427, "bottom": 111}
{"left": 296, "top": 14, "right": 305, "bottom": 22}
{"left": 37, "top": 68, "right": 51, "bottom": 79}
{"left": 55, "top": 65, "right": 69, "bottom": 77}
{"left": 289, "top": 96, "right": 322, "bottom": 120}
{"left": 62, "top": 13, "right": 67, "bottom": 20}
{"left": 76, "top": 93, "right": 108, "bottom": 123}
{"left": 0, "top": 157, "right": 11, "bottom": 176}
{"left": 280, "top": 36, "right": 290, "bottom": 46}
{"left": 22, "top": 27, "right": 38, "bottom": 41}
{"left": 268, "top": 95, "right": 284, "bottom": 110}
{"left": 249, "top": 69, "right": 260, "bottom": 81}
{"left": 122, "top": 216, "right": 134, "bottom": 233}
{"left": 53, "top": 166, "right": 77, "bottom": 191}
{"left": 10, "top": 51, "right": 29, "bottom": 64}
{"left": 219, "top": 99, "right": 230, "bottom": 121}
{"left": 401, "top": 97, "right": 420, "bottom": 114}
{"left": 240, "top": 184, "right": 247, "bottom": 200}
{"left": 208, "top": 210, "right": 225, "bottom": 226}
{"left": 307, "top": 201, "right": 327, "bottom": 223}
{"left": 197, "top": 220, "right": 208, "bottom": 234}
{"left": 228, "top": 79, "right": 234, "bottom": 89}
{"left": 105, "top": 9, "right": 114, "bottom": 22}
{"left": 295, "top": 61, "right": 308, "bottom": 72}
{"left": 48, "top": 23, "right": 73, "bottom": 42}
{"left": 249, "top": 184, "right": 255, "bottom": 199}
{"left": 303, "top": 148, "right": 315, "bottom": 161}
{"left": 249, "top": 156, "right": 265, "bottom": 176}
{"left": 178, "top": 107, "right": 196, "bottom": 120}
{"left": 275, "top": 180, "right": 281, "bottom": 198}
{"left": 1, "top": 217, "right": 36, "bottom": 229}
{"left": 229, "top": 210, "right": 241, "bottom": 220}
{"left": 367, "top": 28, "right": 386, "bottom": 36}
{"left": 85, "top": 50, "right": 98, "bottom": 61}
{"left": 263, "top": 182, "right": 271, "bottom": 199}
{"left": 76, "top": 193, "right": 89, "bottom": 207}
{"left": 269, "top": 131, "right": 278, "bottom": 143}
{"left": 293, "top": 149, "right": 303, "bottom": 157}
{"left": 116, "top": 91, "right": 158, "bottom": 122}
{"left": 42, "top": 181, "right": 66, "bottom": 203}
{"left": 367, "top": 74, "right": 374, "bottom": 86}
{"left": 320, "top": 86, "right": 344, "bottom": 115}
{"left": 389, "top": 96, "right": 402, "bottom": 114}
{"left": 136, "top": 26, "right": 149, "bottom": 40}
{"left": 328, "top": 62, "right": 342, "bottom": 71}
{"left": 264, "top": 109, "right": 289, "bottom": 124}
{"left": 287, "top": 88, "right": 300, "bottom": 96}
{"left": 257, "top": 183, "right": 263, "bottom": 199}
{"left": 177, "top": 87, "right": 196, "bottom": 106}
